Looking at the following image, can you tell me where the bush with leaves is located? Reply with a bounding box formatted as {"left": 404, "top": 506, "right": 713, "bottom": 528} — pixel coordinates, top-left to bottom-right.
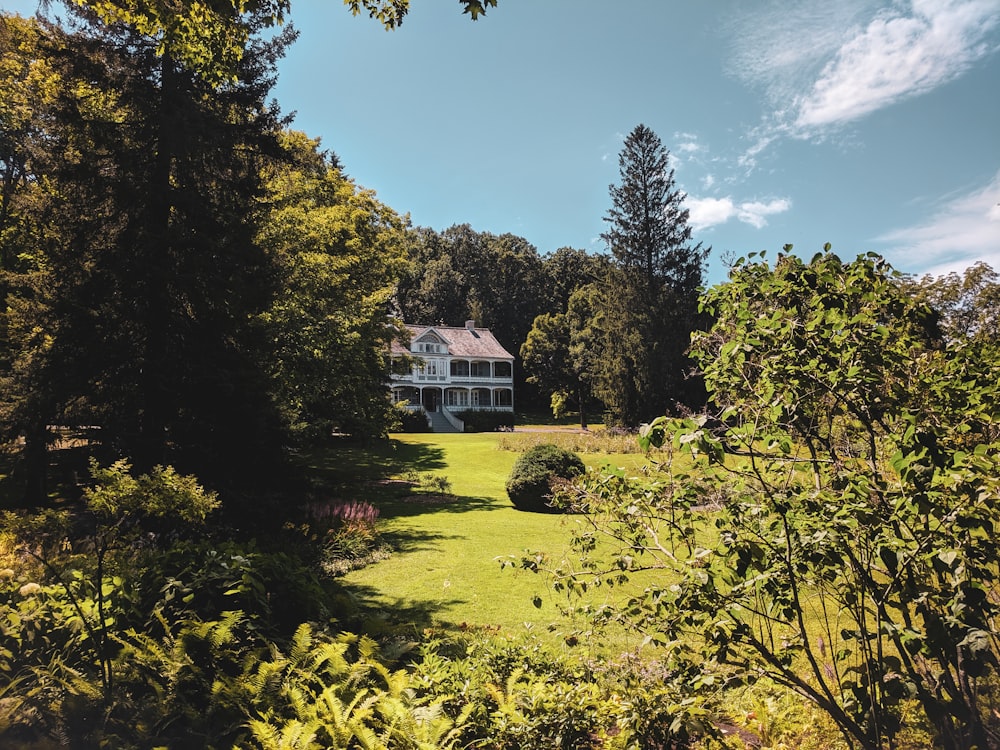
{"left": 303, "top": 499, "right": 389, "bottom": 575}
{"left": 505, "top": 443, "right": 585, "bottom": 513}
{"left": 391, "top": 402, "right": 431, "bottom": 432}
{"left": 0, "top": 459, "right": 223, "bottom": 743}
{"left": 241, "top": 625, "right": 462, "bottom": 750}
{"left": 544, "top": 250, "right": 1000, "bottom": 750}
{"left": 455, "top": 409, "right": 515, "bottom": 432}
{"left": 411, "top": 634, "right": 715, "bottom": 749}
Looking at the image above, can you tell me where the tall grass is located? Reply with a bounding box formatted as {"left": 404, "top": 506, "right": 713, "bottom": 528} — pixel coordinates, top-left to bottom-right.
{"left": 495, "top": 430, "right": 656, "bottom": 455}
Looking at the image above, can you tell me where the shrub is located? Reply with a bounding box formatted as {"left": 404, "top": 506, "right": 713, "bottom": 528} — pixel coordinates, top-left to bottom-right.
{"left": 303, "top": 499, "right": 387, "bottom": 575}
{"left": 456, "top": 409, "right": 514, "bottom": 432}
{"left": 412, "top": 634, "right": 716, "bottom": 749}
{"left": 505, "top": 444, "right": 584, "bottom": 513}
{"left": 392, "top": 402, "right": 430, "bottom": 432}
{"left": 402, "top": 472, "right": 451, "bottom": 495}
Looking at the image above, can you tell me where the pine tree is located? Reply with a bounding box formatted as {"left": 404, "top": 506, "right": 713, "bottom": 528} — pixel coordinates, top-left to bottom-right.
{"left": 2, "top": 10, "right": 294, "bottom": 499}
{"left": 597, "top": 124, "right": 707, "bottom": 426}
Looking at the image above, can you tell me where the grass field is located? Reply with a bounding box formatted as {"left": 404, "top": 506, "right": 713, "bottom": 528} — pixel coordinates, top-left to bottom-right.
{"left": 305, "top": 430, "right": 658, "bottom": 650}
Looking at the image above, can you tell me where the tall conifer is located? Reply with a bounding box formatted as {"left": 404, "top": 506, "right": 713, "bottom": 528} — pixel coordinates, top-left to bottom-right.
{"left": 598, "top": 123, "right": 707, "bottom": 426}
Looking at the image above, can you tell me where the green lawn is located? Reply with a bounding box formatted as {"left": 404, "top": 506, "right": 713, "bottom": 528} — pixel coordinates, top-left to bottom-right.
{"left": 314, "top": 431, "right": 655, "bottom": 650}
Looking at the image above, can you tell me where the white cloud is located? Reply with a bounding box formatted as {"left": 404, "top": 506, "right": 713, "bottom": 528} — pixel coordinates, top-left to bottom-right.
{"left": 738, "top": 199, "right": 793, "bottom": 229}
{"left": 876, "top": 171, "right": 1000, "bottom": 274}
{"left": 795, "top": 0, "right": 1000, "bottom": 130}
{"left": 674, "top": 133, "right": 704, "bottom": 155}
{"left": 737, "top": 129, "right": 782, "bottom": 171}
{"left": 726, "top": 0, "right": 1000, "bottom": 161}
{"left": 688, "top": 197, "right": 737, "bottom": 230}
{"left": 726, "top": 1, "right": 877, "bottom": 107}
{"left": 687, "top": 195, "right": 791, "bottom": 231}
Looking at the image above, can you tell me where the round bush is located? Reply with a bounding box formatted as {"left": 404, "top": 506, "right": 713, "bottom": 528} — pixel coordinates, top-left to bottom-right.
{"left": 505, "top": 443, "right": 585, "bottom": 513}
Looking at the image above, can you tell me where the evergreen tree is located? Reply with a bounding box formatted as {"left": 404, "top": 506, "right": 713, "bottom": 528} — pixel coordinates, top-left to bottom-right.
{"left": 1, "top": 9, "right": 295, "bottom": 499}
{"left": 597, "top": 123, "right": 707, "bottom": 426}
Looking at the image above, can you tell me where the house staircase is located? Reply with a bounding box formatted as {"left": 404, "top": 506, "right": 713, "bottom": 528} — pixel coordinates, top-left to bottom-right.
{"left": 428, "top": 410, "right": 461, "bottom": 433}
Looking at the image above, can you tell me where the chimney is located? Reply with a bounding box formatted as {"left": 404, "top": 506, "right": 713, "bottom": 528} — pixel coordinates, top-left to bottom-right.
{"left": 465, "top": 320, "right": 475, "bottom": 331}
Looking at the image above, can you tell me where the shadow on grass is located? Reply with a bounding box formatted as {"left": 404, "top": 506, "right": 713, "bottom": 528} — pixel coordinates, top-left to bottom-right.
{"left": 342, "top": 582, "right": 467, "bottom": 634}
{"left": 372, "top": 495, "right": 509, "bottom": 553}
{"left": 379, "top": 493, "right": 500, "bottom": 517}
{"left": 378, "top": 524, "right": 460, "bottom": 554}
{"left": 298, "top": 438, "right": 446, "bottom": 491}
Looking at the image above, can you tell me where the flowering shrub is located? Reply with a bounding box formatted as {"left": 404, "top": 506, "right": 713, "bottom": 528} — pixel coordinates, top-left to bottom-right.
{"left": 306, "top": 500, "right": 385, "bottom": 574}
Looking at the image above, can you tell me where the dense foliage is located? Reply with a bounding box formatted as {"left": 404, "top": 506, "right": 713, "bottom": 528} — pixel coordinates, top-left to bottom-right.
{"left": 520, "top": 125, "right": 708, "bottom": 428}
{"left": 455, "top": 409, "right": 515, "bottom": 432}
{"left": 543, "top": 250, "right": 1000, "bottom": 750}
{"left": 0, "top": 9, "right": 412, "bottom": 505}
{"left": 0, "top": 8, "right": 295, "bottom": 500}
{"left": 257, "top": 131, "right": 409, "bottom": 443}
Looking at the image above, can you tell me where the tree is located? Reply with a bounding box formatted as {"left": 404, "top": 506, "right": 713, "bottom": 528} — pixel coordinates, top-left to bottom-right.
{"left": 521, "top": 282, "right": 606, "bottom": 430}
{"left": 597, "top": 123, "right": 707, "bottom": 426}
{"left": 602, "top": 124, "right": 704, "bottom": 298}
{"left": 469, "top": 231, "right": 547, "bottom": 370}
{"left": 521, "top": 312, "right": 573, "bottom": 418}
{"left": 0, "top": 13, "right": 63, "bottom": 502}
{"left": 38, "top": 0, "right": 498, "bottom": 83}
{"left": 395, "top": 226, "right": 473, "bottom": 327}
{"left": 346, "top": 0, "right": 498, "bottom": 28}
{"left": 1, "top": 8, "right": 295, "bottom": 499}
{"left": 550, "top": 250, "right": 1000, "bottom": 750}
{"left": 257, "top": 131, "right": 410, "bottom": 441}
{"left": 539, "top": 246, "right": 610, "bottom": 315}
{"left": 520, "top": 249, "right": 611, "bottom": 425}
{"left": 909, "top": 262, "right": 1000, "bottom": 345}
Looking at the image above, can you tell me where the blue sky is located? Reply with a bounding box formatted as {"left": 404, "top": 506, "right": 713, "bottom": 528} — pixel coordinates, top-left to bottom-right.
{"left": 272, "top": 0, "right": 1000, "bottom": 285}
{"left": 9, "top": 1, "right": 1000, "bottom": 285}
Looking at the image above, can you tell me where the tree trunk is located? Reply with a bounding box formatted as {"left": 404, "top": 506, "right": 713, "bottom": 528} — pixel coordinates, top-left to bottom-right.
{"left": 135, "top": 52, "right": 175, "bottom": 471}
{"left": 22, "top": 423, "right": 48, "bottom": 506}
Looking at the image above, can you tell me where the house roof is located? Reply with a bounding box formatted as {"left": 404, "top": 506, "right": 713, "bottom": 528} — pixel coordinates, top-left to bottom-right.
{"left": 391, "top": 324, "right": 514, "bottom": 360}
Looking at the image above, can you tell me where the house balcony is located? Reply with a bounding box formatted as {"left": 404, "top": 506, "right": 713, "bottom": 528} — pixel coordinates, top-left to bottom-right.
{"left": 446, "top": 376, "right": 513, "bottom": 386}
{"left": 391, "top": 373, "right": 512, "bottom": 385}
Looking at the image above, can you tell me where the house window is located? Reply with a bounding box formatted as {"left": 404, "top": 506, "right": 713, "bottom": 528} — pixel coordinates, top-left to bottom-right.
{"left": 424, "top": 359, "right": 440, "bottom": 376}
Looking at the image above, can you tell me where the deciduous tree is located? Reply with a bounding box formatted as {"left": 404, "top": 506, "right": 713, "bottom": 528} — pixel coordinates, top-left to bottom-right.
{"left": 550, "top": 250, "right": 1000, "bottom": 750}
{"left": 257, "top": 131, "right": 409, "bottom": 441}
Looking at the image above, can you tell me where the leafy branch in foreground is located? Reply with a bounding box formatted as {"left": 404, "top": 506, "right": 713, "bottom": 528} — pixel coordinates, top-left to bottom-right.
{"left": 537, "top": 250, "right": 1000, "bottom": 750}
{"left": 3, "top": 459, "right": 218, "bottom": 705}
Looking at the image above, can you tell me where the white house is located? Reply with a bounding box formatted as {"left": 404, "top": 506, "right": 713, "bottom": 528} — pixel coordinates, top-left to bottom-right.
{"left": 390, "top": 321, "right": 514, "bottom": 428}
